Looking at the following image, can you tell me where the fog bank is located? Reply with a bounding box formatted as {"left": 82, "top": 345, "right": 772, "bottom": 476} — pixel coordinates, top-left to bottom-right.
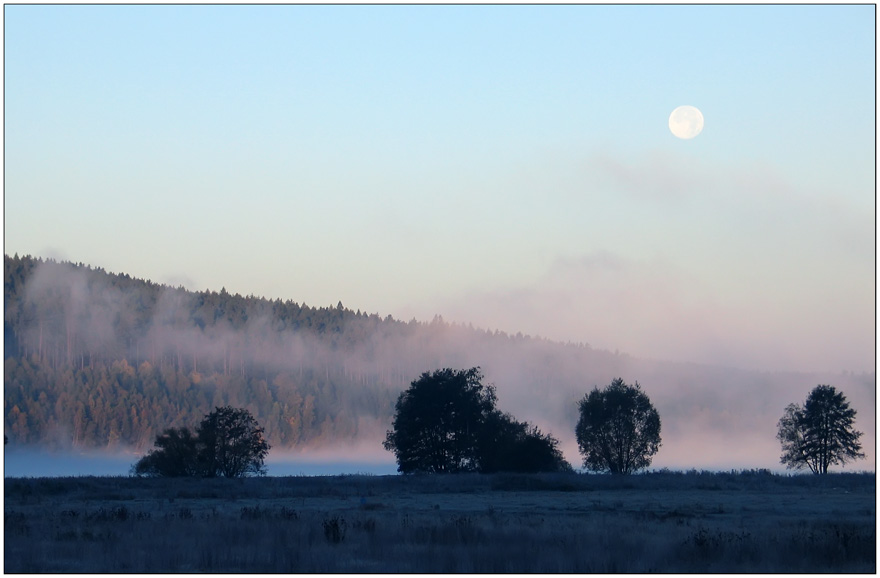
{"left": 6, "top": 257, "right": 875, "bottom": 473}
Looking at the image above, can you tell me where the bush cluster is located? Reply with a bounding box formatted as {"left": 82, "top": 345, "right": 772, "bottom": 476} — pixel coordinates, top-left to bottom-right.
{"left": 383, "top": 368, "right": 571, "bottom": 474}
{"left": 132, "top": 406, "right": 269, "bottom": 478}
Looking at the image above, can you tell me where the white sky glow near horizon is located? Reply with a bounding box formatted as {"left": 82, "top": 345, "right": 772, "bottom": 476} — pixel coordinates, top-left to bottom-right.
{"left": 3, "top": 4, "right": 875, "bottom": 374}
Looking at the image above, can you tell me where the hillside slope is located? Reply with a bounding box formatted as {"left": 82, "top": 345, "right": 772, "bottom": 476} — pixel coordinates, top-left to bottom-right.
{"left": 4, "top": 255, "right": 874, "bottom": 470}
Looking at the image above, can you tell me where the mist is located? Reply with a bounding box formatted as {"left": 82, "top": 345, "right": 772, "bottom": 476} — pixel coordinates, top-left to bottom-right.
{"left": 422, "top": 249, "right": 873, "bottom": 374}
{"left": 5, "top": 257, "right": 875, "bottom": 474}
{"left": 394, "top": 146, "right": 874, "bottom": 376}
{"left": 2, "top": 446, "right": 398, "bottom": 478}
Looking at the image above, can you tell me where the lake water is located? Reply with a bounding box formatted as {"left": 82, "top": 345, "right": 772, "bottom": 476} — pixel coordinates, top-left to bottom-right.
{"left": 3, "top": 449, "right": 399, "bottom": 478}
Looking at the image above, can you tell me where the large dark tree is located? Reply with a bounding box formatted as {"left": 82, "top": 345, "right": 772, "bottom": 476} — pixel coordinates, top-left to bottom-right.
{"left": 132, "top": 406, "right": 270, "bottom": 478}
{"left": 383, "top": 367, "right": 570, "bottom": 474}
{"left": 197, "top": 406, "right": 271, "bottom": 477}
{"left": 777, "top": 385, "right": 864, "bottom": 474}
{"left": 384, "top": 367, "right": 496, "bottom": 473}
{"left": 575, "top": 378, "right": 661, "bottom": 474}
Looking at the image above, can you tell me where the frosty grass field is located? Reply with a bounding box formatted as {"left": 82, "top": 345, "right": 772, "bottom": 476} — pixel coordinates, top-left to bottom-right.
{"left": 4, "top": 470, "right": 874, "bottom": 573}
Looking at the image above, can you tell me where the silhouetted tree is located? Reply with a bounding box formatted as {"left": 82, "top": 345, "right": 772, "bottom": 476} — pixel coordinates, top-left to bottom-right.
{"left": 197, "top": 406, "right": 271, "bottom": 477}
{"left": 777, "top": 385, "right": 864, "bottom": 474}
{"left": 575, "top": 378, "right": 661, "bottom": 474}
{"left": 131, "top": 427, "right": 200, "bottom": 477}
{"left": 513, "top": 425, "right": 572, "bottom": 473}
{"left": 384, "top": 367, "right": 497, "bottom": 473}
{"left": 478, "top": 411, "right": 571, "bottom": 473}
{"left": 132, "top": 407, "right": 270, "bottom": 477}
{"left": 384, "top": 367, "right": 571, "bottom": 474}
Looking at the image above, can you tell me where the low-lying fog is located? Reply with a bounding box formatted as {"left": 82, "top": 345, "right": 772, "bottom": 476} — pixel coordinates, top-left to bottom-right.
{"left": 6, "top": 417, "right": 873, "bottom": 478}
{"left": 6, "top": 259, "right": 875, "bottom": 477}
{"left": 4, "top": 447, "right": 399, "bottom": 478}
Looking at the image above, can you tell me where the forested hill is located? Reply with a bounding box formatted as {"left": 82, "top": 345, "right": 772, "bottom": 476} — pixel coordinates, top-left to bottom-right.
{"left": 4, "top": 254, "right": 874, "bottom": 470}
{"left": 3, "top": 254, "right": 610, "bottom": 451}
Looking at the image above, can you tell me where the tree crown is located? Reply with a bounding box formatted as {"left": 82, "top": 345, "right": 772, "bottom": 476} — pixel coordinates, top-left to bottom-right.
{"left": 575, "top": 378, "right": 661, "bottom": 474}
{"left": 133, "top": 406, "right": 270, "bottom": 478}
{"left": 777, "top": 384, "right": 863, "bottom": 474}
{"left": 384, "top": 367, "right": 570, "bottom": 474}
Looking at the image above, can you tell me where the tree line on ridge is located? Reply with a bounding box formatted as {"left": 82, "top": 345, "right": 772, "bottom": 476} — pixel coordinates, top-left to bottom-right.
{"left": 4, "top": 254, "right": 604, "bottom": 451}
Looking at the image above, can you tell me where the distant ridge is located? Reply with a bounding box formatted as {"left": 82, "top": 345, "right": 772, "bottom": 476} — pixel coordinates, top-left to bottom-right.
{"left": 3, "top": 254, "right": 606, "bottom": 451}
{"left": 4, "top": 254, "right": 874, "bottom": 471}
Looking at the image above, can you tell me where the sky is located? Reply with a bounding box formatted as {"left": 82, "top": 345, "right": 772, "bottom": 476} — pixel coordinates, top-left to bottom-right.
{"left": 4, "top": 4, "right": 875, "bottom": 374}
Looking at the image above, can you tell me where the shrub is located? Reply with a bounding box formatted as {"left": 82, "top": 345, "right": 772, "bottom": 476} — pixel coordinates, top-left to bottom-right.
{"left": 132, "top": 406, "right": 270, "bottom": 478}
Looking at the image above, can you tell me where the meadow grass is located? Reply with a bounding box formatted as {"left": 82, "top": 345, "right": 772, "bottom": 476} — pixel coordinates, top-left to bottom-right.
{"left": 4, "top": 470, "right": 874, "bottom": 572}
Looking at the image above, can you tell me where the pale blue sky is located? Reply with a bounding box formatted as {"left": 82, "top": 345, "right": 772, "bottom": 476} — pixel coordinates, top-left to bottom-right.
{"left": 5, "top": 4, "right": 875, "bottom": 372}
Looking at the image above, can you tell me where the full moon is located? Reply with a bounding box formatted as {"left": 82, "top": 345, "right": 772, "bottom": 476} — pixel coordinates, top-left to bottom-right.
{"left": 668, "top": 105, "right": 704, "bottom": 139}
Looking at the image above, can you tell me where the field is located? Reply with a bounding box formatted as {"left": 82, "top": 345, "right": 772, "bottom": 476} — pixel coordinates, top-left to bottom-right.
{"left": 4, "top": 470, "right": 875, "bottom": 573}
